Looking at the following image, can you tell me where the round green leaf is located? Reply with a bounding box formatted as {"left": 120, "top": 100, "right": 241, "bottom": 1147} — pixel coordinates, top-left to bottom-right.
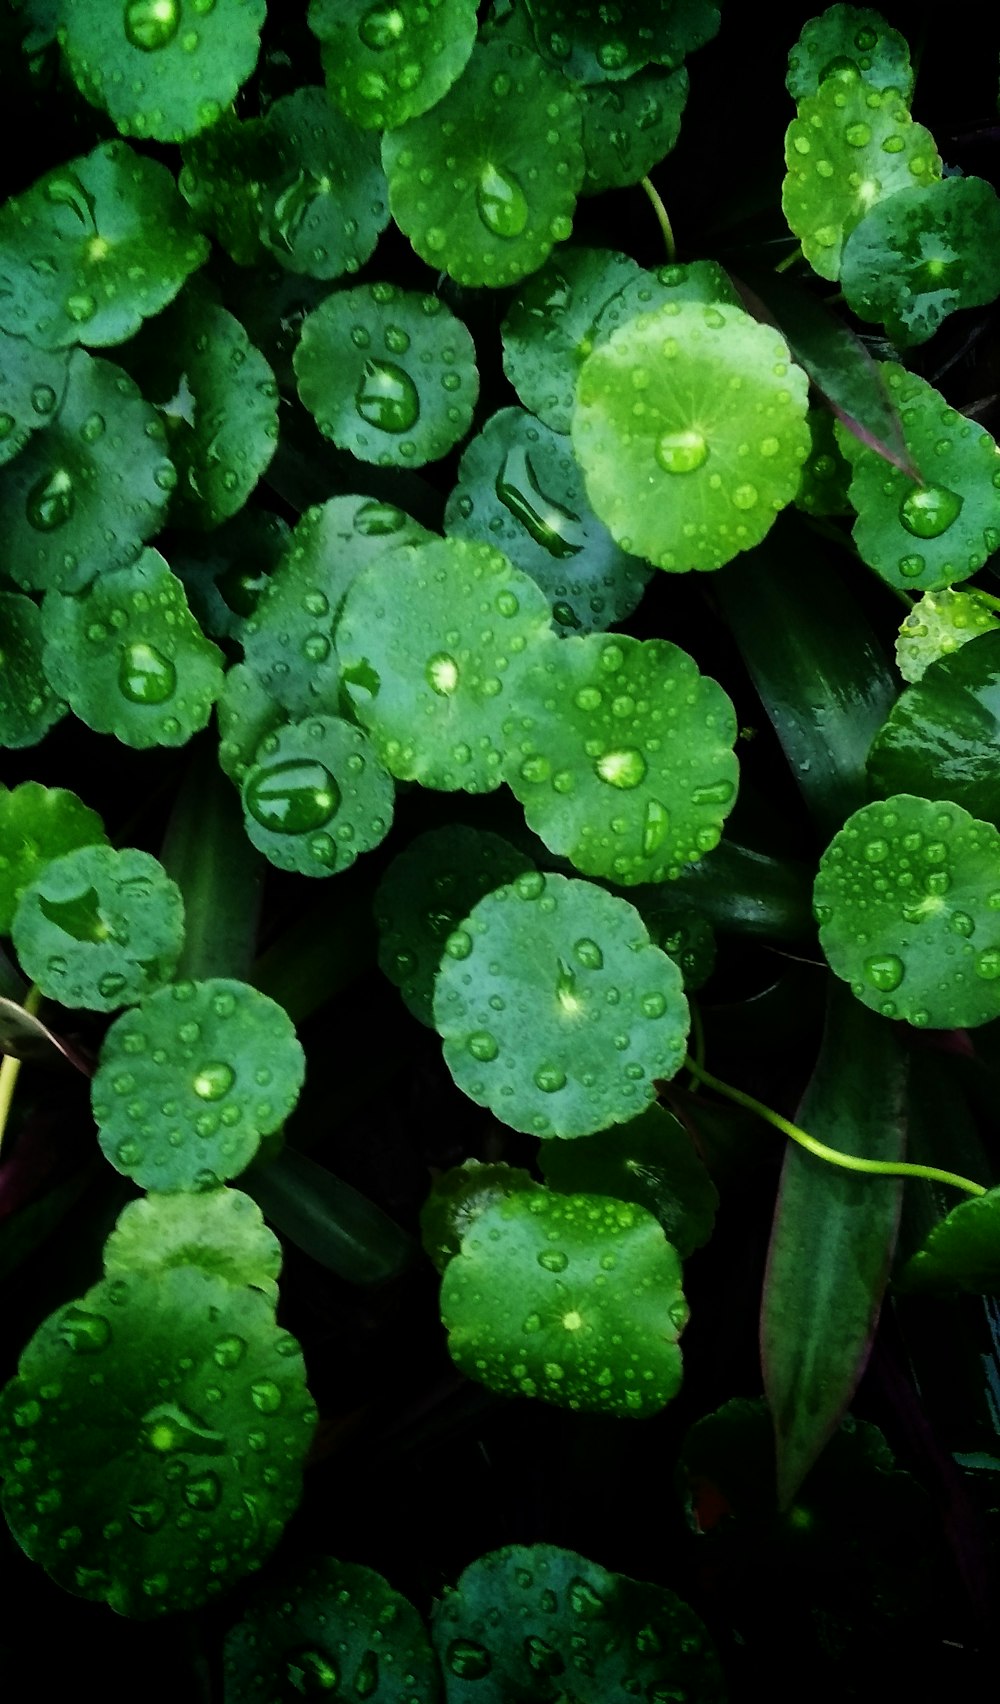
{"left": 224, "top": 1555, "right": 442, "bottom": 1704}
{"left": 178, "top": 110, "right": 270, "bottom": 268}
{"left": 0, "top": 783, "right": 106, "bottom": 935}
{"left": 634, "top": 895, "right": 717, "bottom": 989}
{"left": 433, "top": 871, "right": 689, "bottom": 1137}
{"left": 241, "top": 716, "right": 395, "bottom": 877}
{"left": 836, "top": 363, "right": 1000, "bottom": 595}
{"left": 525, "top": 0, "right": 720, "bottom": 80}
{"left": 898, "top": 1187, "right": 1000, "bottom": 1295}
{"left": 336, "top": 537, "right": 553, "bottom": 794}
{"left": 419, "top": 1161, "right": 540, "bottom": 1273}
{"left": 841, "top": 177, "right": 1000, "bottom": 346}
{"left": 572, "top": 301, "right": 810, "bottom": 572}
{"left": 381, "top": 38, "right": 584, "bottom": 289}
{"left": 813, "top": 793, "right": 1000, "bottom": 1029}
{"left": 309, "top": 0, "right": 478, "bottom": 131}
{"left": 579, "top": 64, "right": 687, "bottom": 195}
{"left": 540, "top": 1103, "right": 718, "bottom": 1258}
{"left": 375, "top": 824, "right": 535, "bottom": 1025}
{"left": 59, "top": 0, "right": 267, "bottom": 144}
{"left": 793, "top": 403, "right": 852, "bottom": 517}
{"left": 41, "top": 549, "right": 225, "bottom": 749}
{"left": 895, "top": 589, "right": 1000, "bottom": 685}
{"left": 440, "top": 1188, "right": 687, "bottom": 1415}
{"left": 594, "top": 258, "right": 741, "bottom": 337}
{"left": 103, "top": 1188, "right": 283, "bottom": 1303}
{"left": 782, "top": 67, "right": 940, "bottom": 281}
{"left": 433, "top": 1542, "right": 724, "bottom": 1704}
{"left": 0, "top": 350, "right": 175, "bottom": 594}
{"left": 0, "top": 142, "right": 208, "bottom": 350}
{"left": 0, "top": 595, "right": 66, "bottom": 750}
{"left": 241, "top": 495, "right": 430, "bottom": 717}
{"left": 444, "top": 407, "right": 652, "bottom": 634}
{"left": 0, "top": 330, "right": 68, "bottom": 468}
{"left": 502, "top": 632, "right": 739, "bottom": 884}
{"left": 786, "top": 5, "right": 913, "bottom": 102}
{"left": 255, "top": 87, "right": 390, "bottom": 281}
{"left": 868, "top": 632, "right": 1000, "bottom": 825}
{"left": 217, "top": 663, "right": 290, "bottom": 787}
{"left": 501, "top": 247, "right": 643, "bottom": 434}
{"left": 12, "top": 843, "right": 184, "bottom": 1011}
{"left": 295, "top": 282, "right": 478, "bottom": 468}
{"left": 93, "top": 977, "right": 305, "bottom": 1190}
{"left": 0, "top": 1269, "right": 315, "bottom": 1616}
{"left": 128, "top": 298, "right": 278, "bottom": 529}
{"left": 171, "top": 507, "right": 290, "bottom": 643}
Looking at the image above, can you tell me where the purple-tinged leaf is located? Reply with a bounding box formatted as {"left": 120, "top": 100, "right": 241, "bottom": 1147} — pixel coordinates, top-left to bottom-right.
{"left": 0, "top": 997, "right": 92, "bottom": 1073}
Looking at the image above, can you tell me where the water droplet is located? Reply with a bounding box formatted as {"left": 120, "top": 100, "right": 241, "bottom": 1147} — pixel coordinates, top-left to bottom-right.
{"left": 445, "top": 928, "right": 472, "bottom": 959}
{"left": 476, "top": 163, "right": 529, "bottom": 238}
{"left": 118, "top": 640, "right": 177, "bottom": 705}
{"left": 595, "top": 747, "right": 647, "bottom": 789}
{"left": 358, "top": 3, "right": 405, "bottom": 51}
{"left": 534, "top": 1063, "right": 567, "bottom": 1093}
{"left": 285, "top": 1646, "right": 340, "bottom": 1694}
{"left": 691, "top": 778, "right": 734, "bottom": 806}
{"left": 446, "top": 1640, "right": 492, "bottom": 1681}
{"left": 525, "top": 1635, "right": 565, "bottom": 1677}
{"left": 31, "top": 384, "right": 57, "bottom": 415}
{"left": 640, "top": 991, "right": 667, "bottom": 1018}
{"left": 975, "top": 948, "right": 1000, "bottom": 980}
{"left": 519, "top": 754, "right": 551, "bottom": 784}
{"left": 138, "top": 1400, "right": 225, "bottom": 1456}
{"left": 899, "top": 484, "right": 963, "bottom": 539}
{"left": 732, "top": 482, "right": 759, "bottom": 511}
{"left": 212, "top": 1335, "right": 247, "bottom": 1369}
{"left": 128, "top": 1497, "right": 166, "bottom": 1532}
{"left": 123, "top": 0, "right": 181, "bottom": 52}
{"left": 864, "top": 954, "right": 904, "bottom": 992}
{"left": 192, "top": 1060, "right": 234, "bottom": 1101}
{"left": 59, "top": 1306, "right": 111, "bottom": 1354}
{"left": 844, "top": 121, "right": 872, "bottom": 146}
{"left": 950, "top": 910, "right": 974, "bottom": 937}
{"left": 655, "top": 429, "right": 708, "bottom": 474}
{"left": 246, "top": 759, "right": 340, "bottom": 835}
{"left": 354, "top": 359, "right": 419, "bottom": 433}
{"left": 495, "top": 445, "right": 583, "bottom": 558}
{"left": 98, "top": 971, "right": 128, "bottom": 1000}
{"left": 467, "top": 1030, "right": 499, "bottom": 1062}
{"left": 425, "top": 651, "right": 459, "bottom": 695}
{"left": 182, "top": 1470, "right": 221, "bottom": 1510}
{"left": 568, "top": 1576, "right": 605, "bottom": 1618}
{"left": 26, "top": 466, "right": 75, "bottom": 531}
{"left": 538, "top": 1248, "right": 568, "bottom": 1271}
{"left": 898, "top": 554, "right": 925, "bottom": 578}
{"left": 250, "top": 1380, "right": 283, "bottom": 1414}
{"left": 573, "top": 937, "right": 603, "bottom": 970}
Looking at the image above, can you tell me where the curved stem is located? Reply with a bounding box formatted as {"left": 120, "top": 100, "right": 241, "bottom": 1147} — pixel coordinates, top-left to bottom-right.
{"left": 686, "top": 1001, "right": 706, "bottom": 1089}
{"left": 0, "top": 985, "right": 42, "bottom": 1158}
{"left": 640, "top": 176, "right": 676, "bottom": 262}
{"left": 775, "top": 243, "right": 803, "bottom": 274}
{"left": 683, "top": 1053, "right": 987, "bottom": 1197}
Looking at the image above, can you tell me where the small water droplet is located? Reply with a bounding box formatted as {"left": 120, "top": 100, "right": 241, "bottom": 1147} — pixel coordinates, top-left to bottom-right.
{"left": 573, "top": 937, "right": 603, "bottom": 970}
{"left": 26, "top": 467, "right": 75, "bottom": 531}
{"left": 595, "top": 747, "right": 647, "bottom": 789}
{"left": 538, "top": 1248, "right": 568, "bottom": 1271}
{"left": 476, "top": 163, "right": 529, "bottom": 238}
{"left": 285, "top": 1647, "right": 340, "bottom": 1694}
{"left": 534, "top": 1063, "right": 567, "bottom": 1093}
{"left": 118, "top": 640, "right": 177, "bottom": 705}
{"left": 640, "top": 991, "right": 667, "bottom": 1018}
{"left": 59, "top": 1306, "right": 111, "bottom": 1354}
{"left": 899, "top": 484, "right": 963, "bottom": 539}
{"left": 425, "top": 651, "right": 459, "bottom": 696}
{"left": 212, "top": 1335, "right": 247, "bottom": 1369}
{"left": 864, "top": 953, "right": 904, "bottom": 992}
{"left": 844, "top": 121, "right": 872, "bottom": 146}
{"left": 65, "top": 292, "right": 97, "bottom": 324}
{"left": 691, "top": 778, "right": 734, "bottom": 806}
{"left": 975, "top": 948, "right": 1000, "bottom": 980}
{"left": 655, "top": 429, "right": 708, "bottom": 474}
{"left": 250, "top": 1380, "right": 283, "bottom": 1414}
{"left": 123, "top": 0, "right": 181, "bottom": 51}
{"left": 732, "top": 482, "right": 759, "bottom": 511}
{"left": 467, "top": 1030, "right": 499, "bottom": 1062}
{"left": 182, "top": 1470, "right": 221, "bottom": 1511}
{"left": 950, "top": 910, "right": 975, "bottom": 937}
{"left": 128, "top": 1497, "right": 166, "bottom": 1533}
{"left": 525, "top": 1635, "right": 564, "bottom": 1677}
{"left": 245, "top": 759, "right": 339, "bottom": 835}
{"left": 445, "top": 928, "right": 472, "bottom": 959}
{"left": 192, "top": 1060, "right": 234, "bottom": 1101}
{"left": 446, "top": 1639, "right": 492, "bottom": 1680}
{"left": 354, "top": 359, "right": 419, "bottom": 433}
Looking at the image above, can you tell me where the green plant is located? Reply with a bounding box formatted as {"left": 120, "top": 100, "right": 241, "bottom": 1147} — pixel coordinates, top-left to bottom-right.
{"left": 1, "top": 2, "right": 999, "bottom": 1696}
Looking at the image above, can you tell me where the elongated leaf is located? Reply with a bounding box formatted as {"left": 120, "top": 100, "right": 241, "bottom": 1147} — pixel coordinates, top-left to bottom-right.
{"left": 761, "top": 984, "right": 907, "bottom": 1508}
{"left": 714, "top": 530, "right": 897, "bottom": 834}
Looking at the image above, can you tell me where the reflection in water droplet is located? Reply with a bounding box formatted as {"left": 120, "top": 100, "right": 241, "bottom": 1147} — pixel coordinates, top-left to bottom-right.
{"left": 354, "top": 359, "right": 419, "bottom": 433}
{"left": 193, "top": 1060, "right": 234, "bottom": 1101}
{"left": 595, "top": 747, "right": 647, "bottom": 789}
{"left": 864, "top": 953, "right": 904, "bottom": 992}
{"left": 476, "top": 163, "right": 529, "bottom": 238}
{"left": 128, "top": 1497, "right": 166, "bottom": 1532}
{"left": 182, "top": 1470, "right": 221, "bottom": 1511}
{"left": 976, "top": 948, "right": 1000, "bottom": 980}
{"left": 525, "top": 1635, "right": 565, "bottom": 1677}
{"left": 65, "top": 292, "right": 97, "bottom": 324}
{"left": 446, "top": 1639, "right": 492, "bottom": 1680}
{"left": 212, "top": 1335, "right": 247, "bottom": 1368}
{"left": 59, "top": 1306, "right": 111, "bottom": 1354}
{"left": 123, "top": 0, "right": 181, "bottom": 52}
{"left": 425, "top": 651, "right": 459, "bottom": 696}
{"left": 285, "top": 1646, "right": 340, "bottom": 1694}
{"left": 245, "top": 759, "right": 340, "bottom": 835}
{"left": 538, "top": 1247, "right": 568, "bottom": 1271}
{"left": 26, "top": 467, "right": 75, "bottom": 532}
{"left": 118, "top": 641, "right": 177, "bottom": 705}
{"left": 138, "top": 1401, "right": 225, "bottom": 1456}
{"left": 358, "top": 3, "right": 405, "bottom": 50}
{"left": 899, "top": 484, "right": 963, "bottom": 539}
{"left": 655, "top": 429, "right": 708, "bottom": 474}
{"left": 573, "top": 937, "right": 603, "bottom": 970}
{"left": 640, "top": 991, "right": 667, "bottom": 1018}
{"left": 467, "top": 1031, "right": 499, "bottom": 1062}
{"left": 495, "top": 446, "right": 584, "bottom": 558}
{"left": 250, "top": 1380, "right": 283, "bottom": 1414}
{"left": 534, "top": 1063, "right": 567, "bottom": 1093}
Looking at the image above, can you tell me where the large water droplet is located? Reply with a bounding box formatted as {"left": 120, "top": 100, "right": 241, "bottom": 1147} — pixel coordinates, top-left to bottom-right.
{"left": 525, "top": 1636, "right": 565, "bottom": 1677}
{"left": 212, "top": 1334, "right": 247, "bottom": 1369}
{"left": 118, "top": 641, "right": 177, "bottom": 705}
{"left": 595, "top": 747, "right": 647, "bottom": 789}
{"left": 425, "top": 651, "right": 459, "bottom": 696}
{"left": 476, "top": 163, "right": 529, "bottom": 238}
{"left": 538, "top": 1247, "right": 568, "bottom": 1271}
{"left": 285, "top": 1646, "right": 340, "bottom": 1695}
{"left": 534, "top": 1063, "right": 567, "bottom": 1093}
{"left": 26, "top": 467, "right": 75, "bottom": 531}
{"left": 358, "top": 3, "right": 405, "bottom": 51}
{"left": 193, "top": 1060, "right": 234, "bottom": 1101}
{"left": 138, "top": 1401, "right": 225, "bottom": 1456}
{"left": 246, "top": 759, "right": 339, "bottom": 835}
{"left": 58, "top": 1306, "right": 111, "bottom": 1354}
{"left": 573, "top": 937, "right": 603, "bottom": 970}
{"left": 899, "top": 484, "right": 963, "bottom": 539}
{"left": 864, "top": 953, "right": 904, "bottom": 992}
{"left": 975, "top": 948, "right": 1000, "bottom": 980}
{"left": 250, "top": 1380, "right": 283, "bottom": 1414}
{"left": 467, "top": 1030, "right": 499, "bottom": 1062}
{"left": 123, "top": 0, "right": 181, "bottom": 52}
{"left": 446, "top": 1640, "right": 492, "bottom": 1681}
{"left": 655, "top": 429, "right": 708, "bottom": 474}
{"left": 495, "top": 445, "right": 584, "bottom": 558}
{"left": 182, "top": 1470, "right": 221, "bottom": 1511}
{"left": 354, "top": 359, "right": 419, "bottom": 433}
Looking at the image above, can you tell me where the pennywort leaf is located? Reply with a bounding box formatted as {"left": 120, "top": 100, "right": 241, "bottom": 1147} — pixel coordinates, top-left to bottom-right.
{"left": 578, "top": 63, "right": 688, "bottom": 195}
{"left": 309, "top": 0, "right": 478, "bottom": 132}
{"left": 103, "top": 1188, "right": 283, "bottom": 1303}
{"left": 0, "top": 783, "right": 106, "bottom": 935}
{"left": 255, "top": 87, "right": 390, "bottom": 282}
{"left": 419, "top": 1159, "right": 540, "bottom": 1272}
{"left": 240, "top": 716, "right": 395, "bottom": 877}
{"left": 786, "top": 5, "right": 913, "bottom": 102}
{"left": 895, "top": 590, "right": 1000, "bottom": 685}
{"left": 525, "top": 0, "right": 720, "bottom": 80}
{"left": 0, "top": 330, "right": 68, "bottom": 468}
{"left": 0, "top": 595, "right": 66, "bottom": 750}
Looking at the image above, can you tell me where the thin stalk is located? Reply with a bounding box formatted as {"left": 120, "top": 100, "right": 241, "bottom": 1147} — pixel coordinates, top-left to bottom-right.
{"left": 0, "top": 985, "right": 42, "bottom": 1158}
{"left": 684, "top": 1053, "right": 987, "bottom": 1197}
{"left": 775, "top": 244, "right": 803, "bottom": 274}
{"left": 640, "top": 176, "right": 676, "bottom": 262}
{"left": 158, "top": 743, "right": 263, "bottom": 982}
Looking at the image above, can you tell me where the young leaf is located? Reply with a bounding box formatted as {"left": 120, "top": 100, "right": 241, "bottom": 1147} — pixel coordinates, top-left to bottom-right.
{"left": 814, "top": 793, "right": 1000, "bottom": 1028}
{"left": 525, "top": 0, "right": 720, "bottom": 79}
{"left": 444, "top": 407, "right": 652, "bottom": 634}
{"left": 761, "top": 984, "right": 907, "bottom": 1509}
{"left": 420, "top": 1159, "right": 540, "bottom": 1272}
{"left": 501, "top": 247, "right": 644, "bottom": 433}
{"left": 41, "top": 548, "right": 226, "bottom": 749}
{"left": 58, "top": 0, "right": 267, "bottom": 143}
{"left": 898, "top": 1187, "right": 1000, "bottom": 1295}
{"left": 336, "top": 537, "right": 553, "bottom": 794}
{"left": 240, "top": 715, "right": 395, "bottom": 877}
{"left": 0, "top": 782, "right": 106, "bottom": 933}
{"left": 309, "top": 0, "right": 478, "bottom": 131}
{"left": 92, "top": 977, "right": 306, "bottom": 1190}
{"left": 572, "top": 301, "right": 810, "bottom": 573}
{"left": 895, "top": 590, "right": 1000, "bottom": 686}
{"left": 0, "top": 329, "right": 68, "bottom": 468}
{"left": 440, "top": 1189, "right": 688, "bottom": 1416}
{"left": 786, "top": 5, "right": 913, "bottom": 102}
{"left": 0, "top": 594, "right": 66, "bottom": 749}
{"left": 103, "top": 1188, "right": 283, "bottom": 1303}
{"left": 382, "top": 39, "right": 585, "bottom": 289}
{"left": 0, "top": 1269, "right": 315, "bottom": 1616}
{"left": 433, "top": 871, "right": 689, "bottom": 1138}
{"left": 255, "top": 87, "right": 390, "bottom": 281}
{"left": 12, "top": 843, "right": 184, "bottom": 1011}
{"left": 501, "top": 630, "right": 739, "bottom": 884}
{"left": 295, "top": 282, "right": 478, "bottom": 468}
{"left": 868, "top": 631, "right": 1000, "bottom": 823}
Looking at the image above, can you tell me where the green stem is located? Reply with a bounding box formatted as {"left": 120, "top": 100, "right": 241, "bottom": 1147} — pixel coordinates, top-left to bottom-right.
{"left": 0, "top": 985, "right": 42, "bottom": 1158}
{"left": 158, "top": 744, "right": 264, "bottom": 982}
{"left": 775, "top": 244, "right": 803, "bottom": 274}
{"left": 683, "top": 1053, "right": 987, "bottom": 1197}
{"left": 640, "top": 176, "right": 676, "bottom": 262}
{"left": 971, "top": 587, "right": 1000, "bottom": 613}
{"left": 686, "top": 1001, "right": 706, "bottom": 1089}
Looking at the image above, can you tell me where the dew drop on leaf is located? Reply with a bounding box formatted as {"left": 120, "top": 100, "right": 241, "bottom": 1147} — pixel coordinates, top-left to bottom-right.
{"left": 534, "top": 1063, "right": 568, "bottom": 1093}
{"left": 446, "top": 1639, "right": 492, "bottom": 1680}
{"left": 354, "top": 360, "right": 420, "bottom": 433}
{"left": 476, "top": 164, "right": 529, "bottom": 240}
{"left": 655, "top": 429, "right": 708, "bottom": 474}
{"left": 286, "top": 1647, "right": 339, "bottom": 1693}
{"left": 573, "top": 937, "right": 603, "bottom": 970}
{"left": 899, "top": 484, "right": 963, "bottom": 539}
{"left": 245, "top": 759, "right": 340, "bottom": 835}
{"left": 117, "top": 641, "right": 177, "bottom": 706}
{"left": 425, "top": 651, "right": 460, "bottom": 696}
{"left": 864, "top": 953, "right": 904, "bottom": 992}
{"left": 467, "top": 1031, "right": 499, "bottom": 1062}
{"left": 358, "top": 2, "right": 405, "bottom": 51}
{"left": 26, "top": 468, "right": 75, "bottom": 532}
{"left": 122, "top": 0, "right": 181, "bottom": 52}
{"left": 976, "top": 949, "right": 1000, "bottom": 980}
{"left": 192, "top": 1060, "right": 235, "bottom": 1101}
{"left": 594, "top": 747, "right": 647, "bottom": 790}
{"left": 58, "top": 1306, "right": 111, "bottom": 1354}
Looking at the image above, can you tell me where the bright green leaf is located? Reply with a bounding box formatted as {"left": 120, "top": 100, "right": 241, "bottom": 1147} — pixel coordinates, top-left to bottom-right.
{"left": 309, "top": 0, "right": 478, "bottom": 131}
{"left": 842, "top": 177, "right": 1000, "bottom": 346}
{"left": 895, "top": 589, "right": 1000, "bottom": 685}
{"left": 419, "top": 1160, "right": 540, "bottom": 1272}
{"left": 898, "top": 1187, "right": 1000, "bottom": 1294}
{"left": 241, "top": 715, "right": 395, "bottom": 877}
{"left": 103, "top": 1188, "right": 283, "bottom": 1303}
{"left": 786, "top": 5, "right": 912, "bottom": 102}
{"left": 501, "top": 247, "right": 644, "bottom": 434}
{"left": 0, "top": 783, "right": 106, "bottom": 934}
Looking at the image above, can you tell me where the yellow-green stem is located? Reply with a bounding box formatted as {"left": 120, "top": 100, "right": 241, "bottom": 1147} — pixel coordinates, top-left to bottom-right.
{"left": 683, "top": 1053, "right": 987, "bottom": 1197}
{"left": 775, "top": 244, "right": 803, "bottom": 273}
{"left": 0, "top": 985, "right": 42, "bottom": 1158}
{"left": 640, "top": 176, "right": 676, "bottom": 262}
